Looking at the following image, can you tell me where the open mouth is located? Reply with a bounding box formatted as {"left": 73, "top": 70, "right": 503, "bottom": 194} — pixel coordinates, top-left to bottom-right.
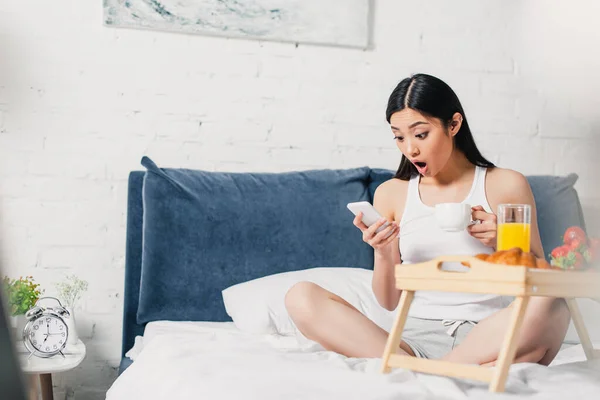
{"left": 413, "top": 161, "right": 428, "bottom": 174}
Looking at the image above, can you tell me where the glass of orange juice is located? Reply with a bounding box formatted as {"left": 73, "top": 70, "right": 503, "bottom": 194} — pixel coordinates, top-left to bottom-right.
{"left": 497, "top": 204, "right": 531, "bottom": 252}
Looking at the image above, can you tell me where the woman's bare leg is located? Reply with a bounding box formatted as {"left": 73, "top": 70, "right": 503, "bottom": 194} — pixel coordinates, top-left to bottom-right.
{"left": 285, "top": 281, "right": 415, "bottom": 358}
{"left": 442, "top": 297, "right": 570, "bottom": 366}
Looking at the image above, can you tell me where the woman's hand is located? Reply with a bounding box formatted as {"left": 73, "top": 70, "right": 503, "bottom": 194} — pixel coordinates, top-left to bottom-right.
{"left": 353, "top": 213, "right": 399, "bottom": 251}
{"left": 468, "top": 205, "right": 497, "bottom": 249}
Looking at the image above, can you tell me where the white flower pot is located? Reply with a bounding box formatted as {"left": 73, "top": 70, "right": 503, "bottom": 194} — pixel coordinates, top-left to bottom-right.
{"left": 10, "top": 314, "right": 27, "bottom": 339}
{"left": 65, "top": 307, "right": 79, "bottom": 345}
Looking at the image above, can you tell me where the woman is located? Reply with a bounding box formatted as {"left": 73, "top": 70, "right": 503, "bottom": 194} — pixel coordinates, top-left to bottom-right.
{"left": 285, "top": 73, "right": 570, "bottom": 365}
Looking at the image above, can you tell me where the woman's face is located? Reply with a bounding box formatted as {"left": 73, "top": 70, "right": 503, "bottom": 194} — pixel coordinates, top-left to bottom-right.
{"left": 389, "top": 108, "right": 461, "bottom": 177}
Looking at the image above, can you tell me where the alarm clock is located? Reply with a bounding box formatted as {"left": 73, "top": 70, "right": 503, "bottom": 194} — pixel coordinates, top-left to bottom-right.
{"left": 23, "top": 297, "right": 70, "bottom": 358}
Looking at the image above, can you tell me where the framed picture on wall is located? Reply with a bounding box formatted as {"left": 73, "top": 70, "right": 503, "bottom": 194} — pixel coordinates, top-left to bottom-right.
{"left": 103, "top": 0, "right": 372, "bottom": 49}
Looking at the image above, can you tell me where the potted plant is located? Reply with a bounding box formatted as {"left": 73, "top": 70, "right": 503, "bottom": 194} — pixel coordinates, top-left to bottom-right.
{"left": 2, "top": 275, "right": 44, "bottom": 335}
{"left": 55, "top": 274, "right": 88, "bottom": 344}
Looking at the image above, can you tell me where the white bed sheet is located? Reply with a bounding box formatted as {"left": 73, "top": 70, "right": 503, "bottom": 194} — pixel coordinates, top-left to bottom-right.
{"left": 108, "top": 321, "right": 600, "bottom": 400}
{"left": 124, "top": 321, "right": 241, "bottom": 361}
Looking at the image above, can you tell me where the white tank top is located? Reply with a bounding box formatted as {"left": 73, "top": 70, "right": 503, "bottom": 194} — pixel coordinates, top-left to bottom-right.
{"left": 398, "top": 166, "right": 505, "bottom": 322}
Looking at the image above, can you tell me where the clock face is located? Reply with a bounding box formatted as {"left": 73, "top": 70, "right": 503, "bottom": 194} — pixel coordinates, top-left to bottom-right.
{"left": 27, "top": 315, "right": 68, "bottom": 354}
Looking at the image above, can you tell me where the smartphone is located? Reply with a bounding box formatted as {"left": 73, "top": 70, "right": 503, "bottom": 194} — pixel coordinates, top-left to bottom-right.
{"left": 346, "top": 201, "right": 390, "bottom": 234}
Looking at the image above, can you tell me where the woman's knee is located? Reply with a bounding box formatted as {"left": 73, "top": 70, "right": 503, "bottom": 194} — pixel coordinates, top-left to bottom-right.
{"left": 284, "top": 281, "right": 325, "bottom": 324}
{"left": 524, "top": 299, "right": 570, "bottom": 339}
{"left": 519, "top": 298, "right": 570, "bottom": 365}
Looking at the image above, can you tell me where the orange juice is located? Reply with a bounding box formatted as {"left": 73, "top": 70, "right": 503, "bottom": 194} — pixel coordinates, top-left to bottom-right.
{"left": 497, "top": 223, "right": 531, "bottom": 252}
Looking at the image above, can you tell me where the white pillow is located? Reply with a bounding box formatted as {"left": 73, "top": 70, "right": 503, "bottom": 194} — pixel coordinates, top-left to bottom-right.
{"left": 221, "top": 267, "right": 395, "bottom": 336}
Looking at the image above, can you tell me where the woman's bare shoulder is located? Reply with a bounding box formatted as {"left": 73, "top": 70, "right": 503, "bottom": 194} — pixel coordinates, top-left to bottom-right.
{"left": 373, "top": 178, "right": 409, "bottom": 221}
{"left": 486, "top": 167, "right": 532, "bottom": 203}
{"left": 374, "top": 177, "right": 409, "bottom": 198}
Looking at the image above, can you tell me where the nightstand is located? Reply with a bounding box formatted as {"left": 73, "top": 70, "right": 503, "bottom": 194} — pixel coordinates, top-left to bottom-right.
{"left": 17, "top": 340, "right": 86, "bottom": 400}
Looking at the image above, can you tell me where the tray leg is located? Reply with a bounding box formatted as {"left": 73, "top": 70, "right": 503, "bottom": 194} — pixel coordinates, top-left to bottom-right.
{"left": 381, "top": 290, "right": 414, "bottom": 373}
{"left": 566, "top": 298, "right": 597, "bottom": 360}
{"left": 489, "top": 295, "right": 530, "bottom": 393}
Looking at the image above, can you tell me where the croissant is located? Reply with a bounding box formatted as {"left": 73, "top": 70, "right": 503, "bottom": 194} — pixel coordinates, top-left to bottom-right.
{"left": 463, "top": 247, "right": 553, "bottom": 269}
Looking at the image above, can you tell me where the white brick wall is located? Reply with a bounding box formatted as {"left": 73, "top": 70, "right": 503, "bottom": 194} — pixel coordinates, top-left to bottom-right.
{"left": 0, "top": 0, "right": 599, "bottom": 398}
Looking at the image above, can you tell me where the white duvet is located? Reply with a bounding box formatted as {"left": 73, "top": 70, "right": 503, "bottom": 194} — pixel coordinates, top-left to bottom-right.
{"left": 107, "top": 321, "right": 600, "bottom": 400}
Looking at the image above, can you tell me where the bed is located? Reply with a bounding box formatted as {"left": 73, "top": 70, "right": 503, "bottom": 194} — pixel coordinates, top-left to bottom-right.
{"left": 107, "top": 157, "right": 600, "bottom": 399}
{"left": 108, "top": 320, "right": 600, "bottom": 399}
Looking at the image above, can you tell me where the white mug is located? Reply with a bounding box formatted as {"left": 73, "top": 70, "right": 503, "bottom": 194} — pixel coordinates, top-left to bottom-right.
{"left": 435, "top": 203, "right": 474, "bottom": 232}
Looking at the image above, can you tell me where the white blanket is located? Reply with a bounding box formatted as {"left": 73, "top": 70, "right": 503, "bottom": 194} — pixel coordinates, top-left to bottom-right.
{"left": 107, "top": 322, "right": 600, "bottom": 400}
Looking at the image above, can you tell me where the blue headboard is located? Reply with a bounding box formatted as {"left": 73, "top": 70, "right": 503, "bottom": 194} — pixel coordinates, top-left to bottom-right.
{"left": 120, "top": 165, "right": 381, "bottom": 361}
{"left": 121, "top": 171, "right": 146, "bottom": 360}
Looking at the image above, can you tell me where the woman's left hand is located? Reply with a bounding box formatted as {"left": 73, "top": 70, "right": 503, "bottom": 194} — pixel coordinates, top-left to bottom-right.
{"left": 468, "top": 205, "right": 497, "bottom": 249}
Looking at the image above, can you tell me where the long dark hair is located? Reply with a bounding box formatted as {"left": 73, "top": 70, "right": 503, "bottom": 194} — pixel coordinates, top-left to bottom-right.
{"left": 386, "top": 73, "right": 495, "bottom": 180}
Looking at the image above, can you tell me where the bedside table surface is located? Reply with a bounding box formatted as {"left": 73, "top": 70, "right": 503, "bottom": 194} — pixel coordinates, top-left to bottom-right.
{"left": 17, "top": 340, "right": 86, "bottom": 374}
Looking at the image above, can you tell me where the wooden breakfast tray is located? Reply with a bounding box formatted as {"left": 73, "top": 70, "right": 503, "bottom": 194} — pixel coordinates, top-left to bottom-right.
{"left": 380, "top": 255, "right": 600, "bottom": 393}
